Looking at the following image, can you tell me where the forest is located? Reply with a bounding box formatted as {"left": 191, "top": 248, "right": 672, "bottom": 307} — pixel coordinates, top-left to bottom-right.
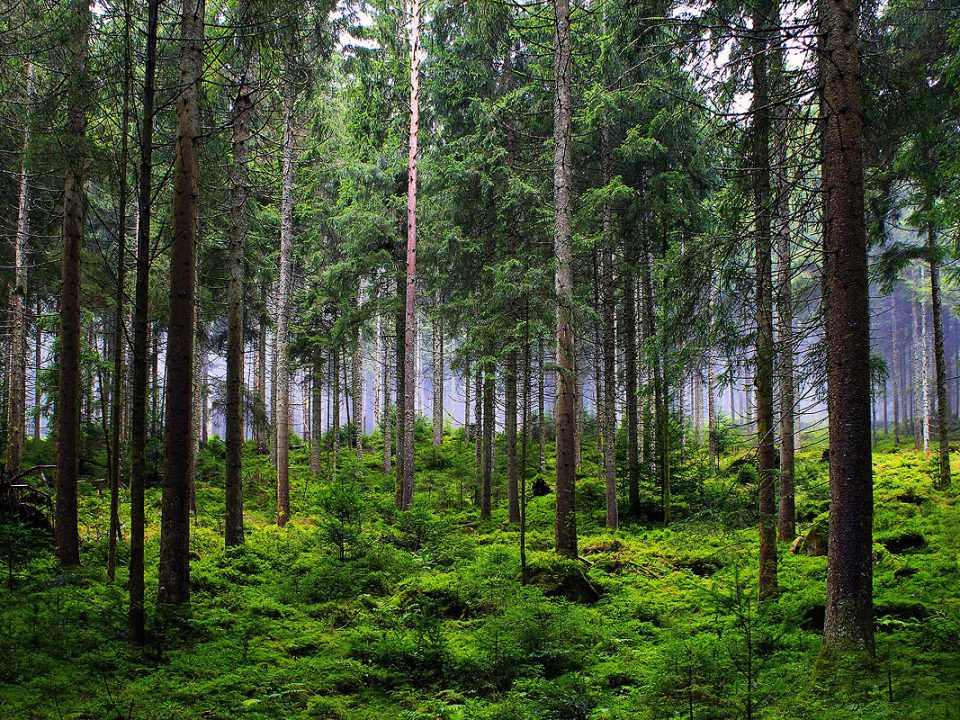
{"left": 0, "top": 0, "right": 958, "bottom": 717}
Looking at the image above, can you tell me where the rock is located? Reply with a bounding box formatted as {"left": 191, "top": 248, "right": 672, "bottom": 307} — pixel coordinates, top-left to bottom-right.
{"left": 878, "top": 532, "right": 926, "bottom": 554}
{"left": 791, "top": 517, "right": 829, "bottom": 556}
{"left": 896, "top": 489, "right": 926, "bottom": 506}
{"left": 820, "top": 448, "right": 830, "bottom": 463}
{"left": 876, "top": 601, "right": 928, "bottom": 631}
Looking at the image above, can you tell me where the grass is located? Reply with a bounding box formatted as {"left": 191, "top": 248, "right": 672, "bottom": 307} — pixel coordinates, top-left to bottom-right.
{"left": 0, "top": 426, "right": 957, "bottom": 719}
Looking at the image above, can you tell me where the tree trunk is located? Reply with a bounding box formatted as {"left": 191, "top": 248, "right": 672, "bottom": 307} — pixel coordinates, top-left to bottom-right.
{"left": 432, "top": 314, "right": 443, "bottom": 446}
{"left": 538, "top": 339, "right": 546, "bottom": 472}
{"left": 311, "top": 349, "right": 323, "bottom": 475}
{"left": 601, "top": 116, "right": 618, "bottom": 530}
{"left": 34, "top": 300, "right": 42, "bottom": 441}
{"left": 928, "top": 228, "right": 950, "bottom": 488}
{"left": 129, "top": 0, "right": 158, "bottom": 642}
{"left": 481, "top": 362, "right": 495, "bottom": 521}
{"left": 226, "top": 10, "right": 256, "bottom": 545}
{"left": 623, "top": 271, "right": 640, "bottom": 515}
{"left": 552, "top": 0, "right": 577, "bottom": 557}
{"left": 752, "top": 0, "right": 778, "bottom": 601}
{"left": 54, "top": 0, "right": 92, "bottom": 567}
{"left": 5, "top": 57, "right": 33, "bottom": 475}
{"left": 158, "top": 0, "right": 204, "bottom": 606}
{"left": 275, "top": 58, "right": 296, "bottom": 527}
{"left": 382, "top": 328, "right": 393, "bottom": 476}
{"left": 108, "top": 10, "right": 132, "bottom": 581}
{"left": 820, "top": 0, "right": 874, "bottom": 653}
{"left": 506, "top": 350, "right": 520, "bottom": 523}
{"left": 400, "top": 0, "right": 421, "bottom": 510}
{"left": 892, "top": 291, "right": 900, "bottom": 445}
{"left": 394, "top": 280, "right": 405, "bottom": 503}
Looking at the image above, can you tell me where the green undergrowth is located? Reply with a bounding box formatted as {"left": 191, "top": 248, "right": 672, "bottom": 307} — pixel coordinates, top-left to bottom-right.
{"left": 1, "top": 432, "right": 957, "bottom": 719}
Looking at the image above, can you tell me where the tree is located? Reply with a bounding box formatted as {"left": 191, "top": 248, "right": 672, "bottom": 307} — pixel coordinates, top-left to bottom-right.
{"left": 158, "top": 0, "right": 205, "bottom": 606}
{"left": 552, "top": 0, "right": 577, "bottom": 557}
{"left": 400, "top": 0, "right": 422, "bottom": 510}
{"left": 129, "top": 0, "right": 160, "bottom": 642}
{"left": 226, "top": 0, "right": 257, "bottom": 546}
{"left": 54, "top": 0, "right": 93, "bottom": 567}
{"left": 820, "top": 0, "right": 874, "bottom": 654}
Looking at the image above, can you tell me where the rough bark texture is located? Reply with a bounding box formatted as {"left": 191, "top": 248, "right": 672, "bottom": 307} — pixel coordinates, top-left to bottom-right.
{"left": 432, "top": 314, "right": 443, "bottom": 447}
{"left": 481, "top": 364, "right": 494, "bottom": 521}
{"left": 506, "top": 351, "right": 520, "bottom": 523}
{"left": 538, "top": 340, "right": 546, "bottom": 472}
{"left": 928, "top": 229, "right": 951, "bottom": 489}
{"left": 226, "top": 12, "right": 255, "bottom": 546}
{"left": 158, "top": 0, "right": 204, "bottom": 606}
{"left": 820, "top": 0, "right": 874, "bottom": 654}
{"left": 601, "top": 117, "right": 618, "bottom": 530}
{"left": 753, "top": 0, "right": 778, "bottom": 601}
{"left": 401, "top": 0, "right": 421, "bottom": 510}
{"left": 552, "top": 0, "right": 577, "bottom": 557}
{"left": 108, "top": 13, "right": 132, "bottom": 581}
{"left": 623, "top": 271, "right": 640, "bottom": 515}
{"left": 54, "top": 0, "right": 92, "bottom": 567}
{"left": 311, "top": 350, "right": 323, "bottom": 475}
{"left": 129, "top": 0, "right": 158, "bottom": 642}
{"left": 275, "top": 61, "right": 296, "bottom": 527}
{"left": 6, "top": 58, "right": 33, "bottom": 475}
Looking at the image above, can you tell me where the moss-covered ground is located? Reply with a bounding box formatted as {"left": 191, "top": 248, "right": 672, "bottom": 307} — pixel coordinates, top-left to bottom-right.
{"left": 1, "top": 426, "right": 958, "bottom": 719}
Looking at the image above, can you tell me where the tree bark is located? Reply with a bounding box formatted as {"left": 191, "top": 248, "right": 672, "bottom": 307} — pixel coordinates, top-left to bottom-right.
{"left": 506, "top": 350, "right": 520, "bottom": 523}
{"left": 129, "top": 0, "right": 159, "bottom": 642}
{"left": 108, "top": 7, "right": 133, "bottom": 581}
{"left": 752, "top": 0, "right": 778, "bottom": 601}
{"left": 820, "top": 0, "right": 874, "bottom": 653}
{"left": 401, "top": 0, "right": 421, "bottom": 510}
{"left": 54, "top": 0, "right": 92, "bottom": 567}
{"left": 158, "top": 0, "right": 204, "bottom": 605}
{"left": 623, "top": 271, "right": 640, "bottom": 515}
{"left": 928, "top": 227, "right": 950, "bottom": 488}
{"left": 5, "top": 57, "right": 33, "bottom": 475}
{"left": 226, "top": 6, "right": 256, "bottom": 545}
{"left": 275, "top": 57, "right": 296, "bottom": 527}
{"left": 432, "top": 314, "right": 443, "bottom": 446}
{"left": 552, "top": 0, "right": 577, "bottom": 557}
{"left": 481, "top": 363, "right": 495, "bottom": 521}
{"left": 601, "top": 116, "right": 618, "bottom": 530}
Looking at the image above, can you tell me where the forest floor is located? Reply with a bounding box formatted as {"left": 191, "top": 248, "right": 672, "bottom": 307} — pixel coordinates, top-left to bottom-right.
{"left": 1, "top": 427, "right": 958, "bottom": 720}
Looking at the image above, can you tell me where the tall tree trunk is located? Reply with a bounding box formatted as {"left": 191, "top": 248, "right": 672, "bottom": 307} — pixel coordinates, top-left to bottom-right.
{"left": 552, "top": 0, "right": 577, "bottom": 557}
{"left": 275, "top": 59, "right": 296, "bottom": 527}
{"left": 54, "top": 0, "right": 92, "bottom": 567}
{"left": 474, "top": 365, "right": 483, "bottom": 506}
{"left": 432, "top": 314, "right": 443, "bottom": 446}
{"left": 34, "top": 299, "right": 42, "bottom": 441}
{"left": 919, "top": 274, "right": 930, "bottom": 454}
{"left": 892, "top": 292, "right": 900, "bottom": 446}
{"left": 623, "top": 271, "right": 640, "bottom": 515}
{"left": 538, "top": 339, "right": 546, "bottom": 472}
{"left": 108, "top": 7, "right": 133, "bottom": 581}
{"left": 311, "top": 349, "right": 323, "bottom": 475}
{"left": 382, "top": 329, "right": 393, "bottom": 475}
{"left": 481, "top": 363, "right": 494, "bottom": 521}
{"left": 928, "top": 227, "right": 951, "bottom": 488}
{"left": 601, "top": 116, "right": 618, "bottom": 530}
{"left": 226, "top": 8, "right": 255, "bottom": 545}
{"left": 506, "top": 350, "right": 520, "bottom": 523}
{"left": 752, "top": 0, "right": 778, "bottom": 600}
{"left": 5, "top": 57, "right": 33, "bottom": 475}
{"left": 353, "top": 335, "right": 363, "bottom": 459}
{"left": 400, "top": 0, "right": 421, "bottom": 509}
{"left": 129, "top": 0, "right": 158, "bottom": 642}
{"left": 158, "top": 0, "right": 204, "bottom": 606}
{"left": 395, "top": 292, "right": 405, "bottom": 505}
{"left": 820, "top": 0, "right": 873, "bottom": 653}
